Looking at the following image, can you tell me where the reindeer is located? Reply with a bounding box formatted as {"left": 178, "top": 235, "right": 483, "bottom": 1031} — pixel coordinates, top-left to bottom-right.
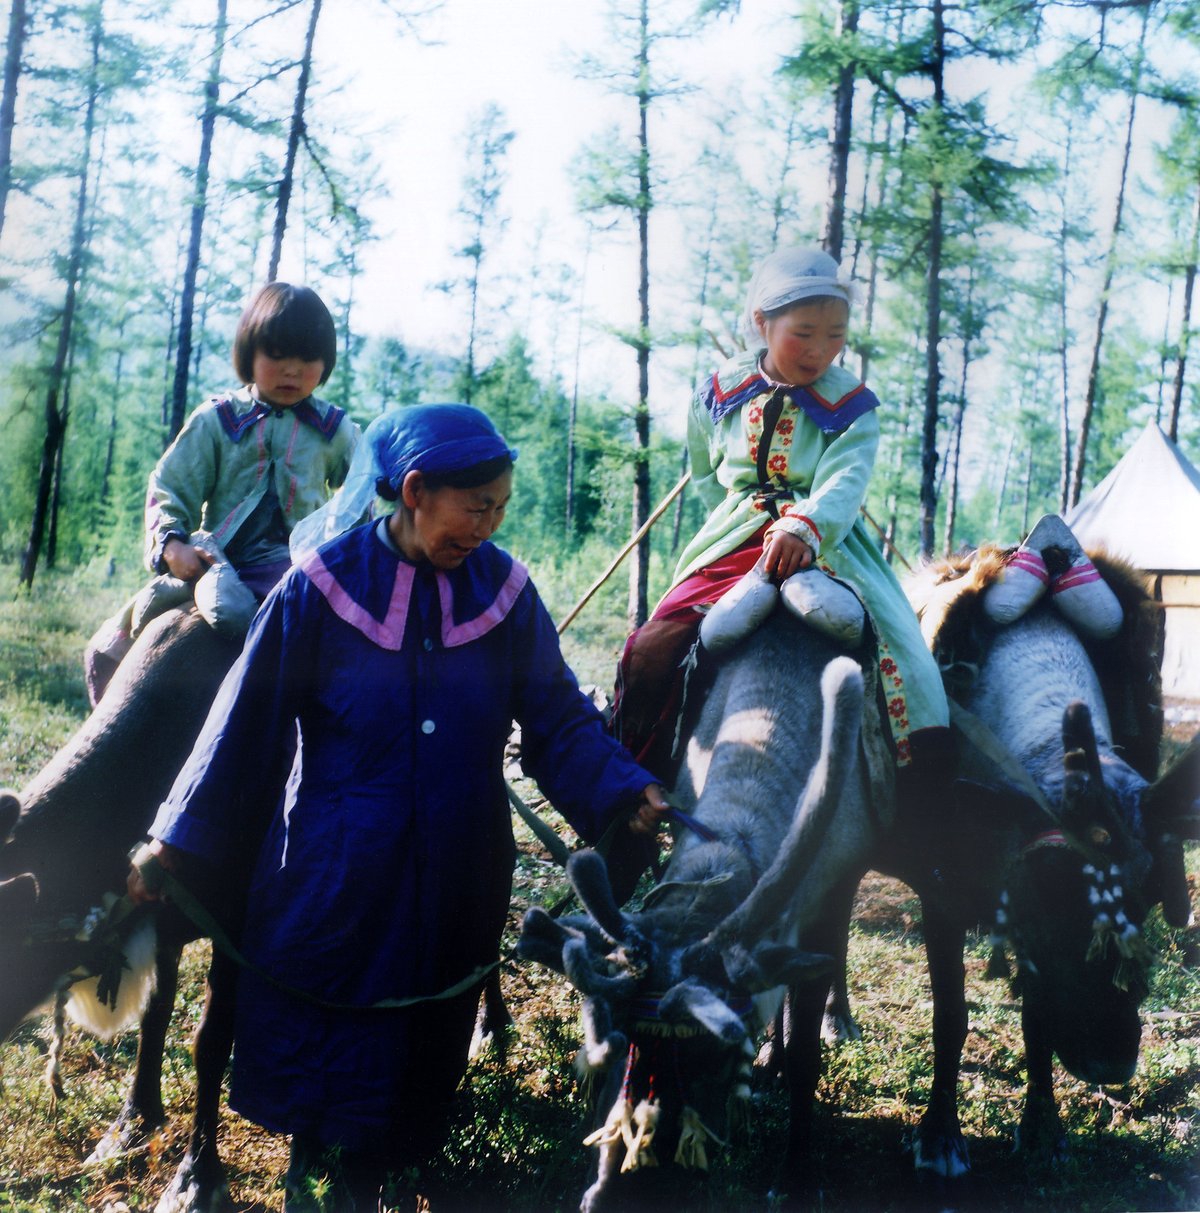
{"left": 0, "top": 607, "right": 244, "bottom": 1212}
{"left": 518, "top": 613, "right": 887, "bottom": 1209}
{"left": 891, "top": 545, "right": 1199, "bottom": 1179}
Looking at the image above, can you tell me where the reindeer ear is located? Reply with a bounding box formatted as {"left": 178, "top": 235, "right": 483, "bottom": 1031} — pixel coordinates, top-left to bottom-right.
{"left": 0, "top": 789, "right": 19, "bottom": 843}
{"left": 726, "top": 941, "right": 834, "bottom": 993}
{"left": 517, "top": 907, "right": 576, "bottom": 973}
{"left": 1143, "top": 733, "right": 1200, "bottom": 841}
{"left": 0, "top": 872, "right": 39, "bottom": 924}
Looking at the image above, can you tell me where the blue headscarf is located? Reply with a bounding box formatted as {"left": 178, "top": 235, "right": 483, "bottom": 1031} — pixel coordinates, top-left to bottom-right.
{"left": 290, "top": 404, "right": 518, "bottom": 560}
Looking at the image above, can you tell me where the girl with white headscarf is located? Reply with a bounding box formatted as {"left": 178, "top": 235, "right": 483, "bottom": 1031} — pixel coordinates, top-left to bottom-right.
{"left": 615, "top": 246, "right": 949, "bottom": 782}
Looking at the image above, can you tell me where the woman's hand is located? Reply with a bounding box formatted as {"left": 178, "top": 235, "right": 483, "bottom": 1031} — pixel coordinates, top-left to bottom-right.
{"left": 628, "top": 783, "right": 671, "bottom": 836}
{"left": 762, "top": 530, "right": 814, "bottom": 581}
{"left": 162, "top": 536, "right": 215, "bottom": 582}
{"left": 127, "top": 839, "right": 184, "bottom": 905}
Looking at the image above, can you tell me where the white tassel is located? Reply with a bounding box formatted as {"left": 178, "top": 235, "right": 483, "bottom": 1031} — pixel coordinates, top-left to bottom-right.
{"left": 621, "top": 1098, "right": 661, "bottom": 1173}
{"left": 45, "top": 985, "right": 68, "bottom": 1104}
{"left": 674, "top": 1105, "right": 728, "bottom": 1171}
{"left": 583, "top": 1095, "right": 634, "bottom": 1153}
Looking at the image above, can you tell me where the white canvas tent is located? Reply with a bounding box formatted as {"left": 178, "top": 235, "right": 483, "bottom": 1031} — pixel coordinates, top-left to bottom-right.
{"left": 1066, "top": 423, "right": 1200, "bottom": 700}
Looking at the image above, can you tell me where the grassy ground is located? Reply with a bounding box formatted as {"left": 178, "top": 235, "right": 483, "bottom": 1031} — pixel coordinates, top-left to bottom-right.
{"left": 0, "top": 564, "right": 1197, "bottom": 1212}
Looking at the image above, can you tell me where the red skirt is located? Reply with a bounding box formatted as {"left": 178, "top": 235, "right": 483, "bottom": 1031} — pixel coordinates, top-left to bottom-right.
{"left": 649, "top": 525, "right": 768, "bottom": 623}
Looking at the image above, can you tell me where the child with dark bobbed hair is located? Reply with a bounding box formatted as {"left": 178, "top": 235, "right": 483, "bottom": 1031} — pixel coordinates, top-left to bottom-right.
{"left": 84, "top": 282, "right": 359, "bottom": 703}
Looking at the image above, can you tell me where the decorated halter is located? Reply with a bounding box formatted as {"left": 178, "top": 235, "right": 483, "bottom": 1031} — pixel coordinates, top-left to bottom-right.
{"left": 582, "top": 991, "right": 757, "bottom": 1174}
{"left": 985, "top": 827, "right": 1151, "bottom": 994}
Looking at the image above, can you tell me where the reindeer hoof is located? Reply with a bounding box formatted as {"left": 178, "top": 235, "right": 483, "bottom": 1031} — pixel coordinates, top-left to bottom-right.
{"left": 912, "top": 1094, "right": 970, "bottom": 1180}
{"left": 820, "top": 1007, "right": 862, "bottom": 1046}
{"left": 86, "top": 1103, "right": 163, "bottom": 1163}
{"left": 155, "top": 1151, "right": 230, "bottom": 1213}
{"left": 469, "top": 1000, "right": 516, "bottom": 1061}
{"left": 1016, "top": 1095, "right": 1068, "bottom": 1164}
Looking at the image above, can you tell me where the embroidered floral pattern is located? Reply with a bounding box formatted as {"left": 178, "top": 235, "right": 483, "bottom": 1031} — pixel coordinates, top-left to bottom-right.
{"left": 875, "top": 637, "right": 911, "bottom": 764}
{"left": 744, "top": 394, "right": 804, "bottom": 486}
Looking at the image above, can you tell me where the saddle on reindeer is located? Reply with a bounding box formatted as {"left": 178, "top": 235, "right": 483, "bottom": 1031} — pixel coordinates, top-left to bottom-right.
{"left": 912, "top": 513, "right": 1164, "bottom": 783}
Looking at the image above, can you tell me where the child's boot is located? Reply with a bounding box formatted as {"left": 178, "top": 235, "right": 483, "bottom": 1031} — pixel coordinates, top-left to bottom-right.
{"left": 190, "top": 533, "right": 259, "bottom": 638}
{"left": 1043, "top": 519, "right": 1123, "bottom": 640}
{"left": 982, "top": 529, "right": 1050, "bottom": 626}
{"left": 129, "top": 574, "right": 192, "bottom": 636}
{"left": 698, "top": 559, "right": 779, "bottom": 654}
{"left": 779, "top": 568, "right": 866, "bottom": 648}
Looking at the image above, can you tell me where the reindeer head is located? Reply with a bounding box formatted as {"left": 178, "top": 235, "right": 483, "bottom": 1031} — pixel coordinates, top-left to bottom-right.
{"left": 989, "top": 702, "right": 1196, "bottom": 1085}
{"left": 519, "top": 844, "right": 832, "bottom": 1208}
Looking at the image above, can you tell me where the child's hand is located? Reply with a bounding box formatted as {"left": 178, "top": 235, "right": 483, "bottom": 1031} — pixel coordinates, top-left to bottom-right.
{"left": 162, "top": 537, "right": 215, "bottom": 582}
{"left": 762, "top": 530, "right": 814, "bottom": 580}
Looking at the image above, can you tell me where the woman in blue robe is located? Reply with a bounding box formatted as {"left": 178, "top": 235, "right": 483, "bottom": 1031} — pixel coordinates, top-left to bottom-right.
{"left": 129, "top": 404, "right": 667, "bottom": 1209}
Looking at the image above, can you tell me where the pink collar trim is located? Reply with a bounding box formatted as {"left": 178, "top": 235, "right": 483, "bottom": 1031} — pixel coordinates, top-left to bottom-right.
{"left": 299, "top": 547, "right": 529, "bottom": 651}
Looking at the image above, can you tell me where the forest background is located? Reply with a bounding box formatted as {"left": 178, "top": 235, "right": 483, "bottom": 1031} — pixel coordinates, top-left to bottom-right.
{"left": 2, "top": 0, "right": 1199, "bottom": 633}
{"left": 1, "top": 3, "right": 1199, "bottom": 1209}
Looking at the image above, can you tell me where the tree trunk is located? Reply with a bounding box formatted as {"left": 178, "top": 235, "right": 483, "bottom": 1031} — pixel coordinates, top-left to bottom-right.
{"left": 169, "top": 0, "right": 228, "bottom": 442}
{"left": 992, "top": 427, "right": 1015, "bottom": 534}
{"left": 20, "top": 8, "right": 102, "bottom": 587}
{"left": 821, "top": 0, "right": 858, "bottom": 262}
{"left": 1168, "top": 173, "right": 1200, "bottom": 444}
{"left": 628, "top": 0, "right": 652, "bottom": 630}
{"left": 268, "top": 0, "right": 322, "bottom": 282}
{"left": 770, "top": 108, "right": 799, "bottom": 249}
{"left": 918, "top": 0, "right": 945, "bottom": 558}
{"left": 1021, "top": 440, "right": 1034, "bottom": 537}
{"left": 1056, "top": 121, "right": 1075, "bottom": 511}
{"left": 48, "top": 388, "right": 69, "bottom": 568}
{"left": 943, "top": 269, "right": 978, "bottom": 555}
{"left": 1068, "top": 6, "right": 1147, "bottom": 506}
{"left": 0, "top": 0, "right": 27, "bottom": 248}
{"left": 566, "top": 233, "right": 591, "bottom": 537}
{"left": 941, "top": 393, "right": 964, "bottom": 557}
{"left": 100, "top": 320, "right": 126, "bottom": 504}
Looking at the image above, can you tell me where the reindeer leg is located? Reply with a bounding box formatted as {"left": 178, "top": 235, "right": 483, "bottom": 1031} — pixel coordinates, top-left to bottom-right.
{"left": 1016, "top": 995, "right": 1067, "bottom": 1163}
{"left": 820, "top": 908, "right": 861, "bottom": 1045}
{"left": 87, "top": 941, "right": 181, "bottom": 1162}
{"left": 156, "top": 948, "right": 235, "bottom": 1213}
{"left": 469, "top": 966, "right": 515, "bottom": 1061}
{"left": 912, "top": 897, "right": 970, "bottom": 1187}
{"left": 776, "top": 878, "right": 859, "bottom": 1205}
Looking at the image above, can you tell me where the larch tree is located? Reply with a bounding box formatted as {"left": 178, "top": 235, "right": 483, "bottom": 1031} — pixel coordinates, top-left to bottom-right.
{"left": 574, "top": 0, "right": 694, "bottom": 628}
{"left": 1066, "top": 1, "right": 1151, "bottom": 506}
{"left": 168, "top": 0, "right": 228, "bottom": 443}
{"left": 20, "top": 2, "right": 104, "bottom": 587}
{"left": 443, "top": 102, "right": 514, "bottom": 404}
{"left": 267, "top": 0, "right": 321, "bottom": 282}
{"left": 0, "top": 0, "right": 28, "bottom": 248}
